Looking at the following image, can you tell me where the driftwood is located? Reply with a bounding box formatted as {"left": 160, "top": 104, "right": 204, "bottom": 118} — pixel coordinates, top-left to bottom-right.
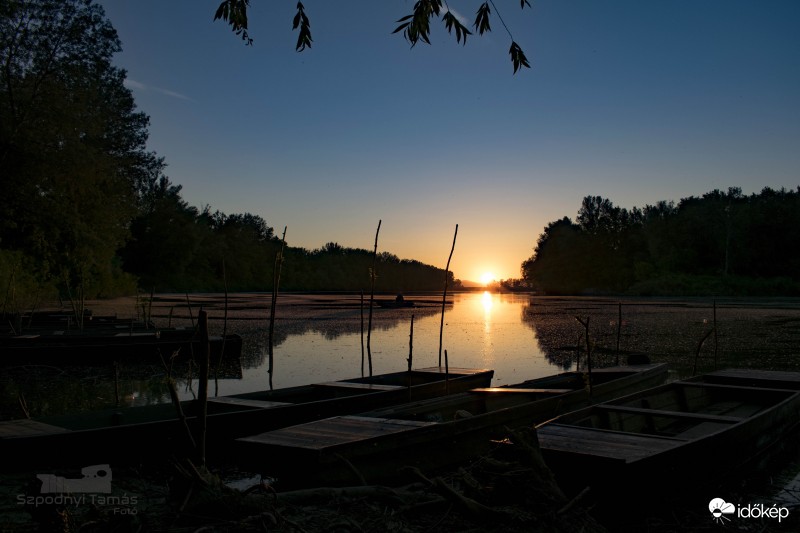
{"left": 406, "top": 466, "right": 505, "bottom": 522}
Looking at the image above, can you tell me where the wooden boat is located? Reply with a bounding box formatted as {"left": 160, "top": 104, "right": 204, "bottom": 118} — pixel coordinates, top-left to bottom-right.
{"left": 536, "top": 369, "right": 800, "bottom": 503}
{"left": 375, "top": 298, "right": 415, "bottom": 308}
{"left": 233, "top": 363, "right": 668, "bottom": 489}
{"left": 0, "top": 328, "right": 243, "bottom": 365}
{"left": 0, "top": 367, "right": 492, "bottom": 471}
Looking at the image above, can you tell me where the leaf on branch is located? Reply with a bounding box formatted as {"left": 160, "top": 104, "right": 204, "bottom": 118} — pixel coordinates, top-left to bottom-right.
{"left": 391, "top": 0, "right": 443, "bottom": 48}
{"left": 293, "top": 2, "right": 312, "bottom": 52}
{"left": 214, "top": 0, "right": 253, "bottom": 45}
{"left": 509, "top": 41, "right": 530, "bottom": 73}
{"left": 443, "top": 11, "right": 471, "bottom": 45}
{"left": 473, "top": 3, "right": 491, "bottom": 35}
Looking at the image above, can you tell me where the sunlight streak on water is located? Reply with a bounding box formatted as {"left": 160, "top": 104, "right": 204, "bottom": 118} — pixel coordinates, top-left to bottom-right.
{"left": 195, "top": 292, "right": 555, "bottom": 397}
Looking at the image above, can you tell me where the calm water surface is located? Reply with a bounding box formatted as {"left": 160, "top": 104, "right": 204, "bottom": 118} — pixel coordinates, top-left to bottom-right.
{"left": 3, "top": 292, "right": 800, "bottom": 418}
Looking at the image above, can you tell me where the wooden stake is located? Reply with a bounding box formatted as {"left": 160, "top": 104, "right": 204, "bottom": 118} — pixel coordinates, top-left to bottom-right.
{"left": 367, "top": 220, "right": 381, "bottom": 378}
{"left": 185, "top": 293, "right": 195, "bottom": 329}
{"left": 713, "top": 299, "right": 718, "bottom": 370}
{"left": 574, "top": 316, "right": 593, "bottom": 395}
{"left": 196, "top": 310, "right": 210, "bottom": 466}
{"left": 444, "top": 349, "right": 450, "bottom": 394}
{"left": 268, "top": 226, "right": 287, "bottom": 390}
{"left": 408, "top": 315, "right": 415, "bottom": 371}
{"left": 439, "top": 224, "right": 458, "bottom": 367}
{"left": 616, "top": 302, "right": 622, "bottom": 366}
{"left": 360, "top": 289, "right": 365, "bottom": 377}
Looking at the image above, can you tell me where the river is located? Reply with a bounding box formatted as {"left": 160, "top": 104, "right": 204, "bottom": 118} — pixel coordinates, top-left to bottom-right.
{"left": 3, "top": 292, "right": 799, "bottom": 418}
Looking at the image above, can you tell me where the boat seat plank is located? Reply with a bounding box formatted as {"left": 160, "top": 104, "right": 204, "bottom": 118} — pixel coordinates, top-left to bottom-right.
{"left": 207, "top": 397, "right": 294, "bottom": 409}
{"left": 470, "top": 388, "right": 573, "bottom": 395}
{"left": 595, "top": 405, "right": 743, "bottom": 423}
{"left": 312, "top": 382, "right": 406, "bottom": 391}
{"left": 676, "top": 381, "right": 798, "bottom": 394}
{"left": 241, "top": 415, "right": 435, "bottom": 450}
{"left": 537, "top": 424, "right": 685, "bottom": 462}
{"left": 415, "top": 367, "right": 491, "bottom": 375}
{"left": 0, "top": 419, "right": 72, "bottom": 438}
{"left": 709, "top": 369, "right": 800, "bottom": 383}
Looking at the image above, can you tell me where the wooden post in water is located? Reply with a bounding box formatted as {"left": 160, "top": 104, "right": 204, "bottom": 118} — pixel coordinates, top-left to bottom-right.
{"left": 367, "top": 220, "right": 381, "bottom": 378}
{"left": 408, "top": 315, "right": 414, "bottom": 372}
{"left": 268, "top": 226, "right": 287, "bottom": 390}
{"left": 185, "top": 293, "right": 195, "bottom": 329}
{"left": 444, "top": 349, "right": 450, "bottom": 394}
{"left": 615, "top": 302, "right": 622, "bottom": 366}
{"left": 196, "top": 310, "right": 210, "bottom": 466}
{"left": 575, "top": 316, "right": 593, "bottom": 396}
{"left": 713, "top": 299, "right": 718, "bottom": 370}
{"left": 439, "top": 224, "right": 458, "bottom": 367}
{"left": 114, "top": 361, "right": 120, "bottom": 407}
{"left": 360, "top": 290, "right": 365, "bottom": 377}
{"left": 148, "top": 286, "right": 154, "bottom": 328}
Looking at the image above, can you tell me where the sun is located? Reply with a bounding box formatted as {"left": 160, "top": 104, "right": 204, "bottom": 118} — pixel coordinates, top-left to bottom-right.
{"left": 480, "top": 272, "right": 496, "bottom": 286}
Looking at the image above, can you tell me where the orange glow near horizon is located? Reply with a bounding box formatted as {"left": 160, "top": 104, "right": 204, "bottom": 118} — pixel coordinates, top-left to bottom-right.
{"left": 479, "top": 272, "right": 496, "bottom": 286}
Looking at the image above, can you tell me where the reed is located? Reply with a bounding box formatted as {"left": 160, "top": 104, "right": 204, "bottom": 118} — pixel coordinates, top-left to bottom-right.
{"left": 439, "top": 224, "right": 458, "bottom": 367}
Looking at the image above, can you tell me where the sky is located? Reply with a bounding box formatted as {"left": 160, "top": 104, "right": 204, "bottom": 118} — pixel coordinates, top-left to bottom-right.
{"left": 97, "top": 1, "right": 800, "bottom": 284}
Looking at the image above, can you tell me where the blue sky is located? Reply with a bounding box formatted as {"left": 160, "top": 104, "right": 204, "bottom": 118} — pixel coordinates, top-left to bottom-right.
{"left": 98, "top": 1, "right": 800, "bottom": 283}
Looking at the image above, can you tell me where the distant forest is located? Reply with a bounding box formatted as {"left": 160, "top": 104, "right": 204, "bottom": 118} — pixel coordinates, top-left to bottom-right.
{"left": 120, "top": 180, "right": 456, "bottom": 294}
{"left": 522, "top": 187, "right": 800, "bottom": 296}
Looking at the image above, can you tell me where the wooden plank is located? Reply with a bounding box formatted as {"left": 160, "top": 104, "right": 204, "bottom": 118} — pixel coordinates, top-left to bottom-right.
{"left": 594, "top": 405, "right": 743, "bottom": 423}
{"left": 470, "top": 388, "right": 573, "bottom": 395}
{"left": 312, "top": 382, "right": 406, "bottom": 391}
{"left": 241, "top": 415, "right": 435, "bottom": 450}
{"left": 709, "top": 369, "right": 800, "bottom": 383}
{"left": 415, "top": 367, "right": 490, "bottom": 375}
{"left": 207, "top": 397, "right": 293, "bottom": 409}
{"left": 537, "top": 424, "right": 685, "bottom": 462}
{"left": 676, "top": 381, "right": 799, "bottom": 395}
{"left": 0, "top": 419, "right": 71, "bottom": 438}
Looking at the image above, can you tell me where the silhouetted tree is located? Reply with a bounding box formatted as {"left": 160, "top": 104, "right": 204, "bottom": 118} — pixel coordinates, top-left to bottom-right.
{"left": 213, "top": 1, "right": 532, "bottom": 74}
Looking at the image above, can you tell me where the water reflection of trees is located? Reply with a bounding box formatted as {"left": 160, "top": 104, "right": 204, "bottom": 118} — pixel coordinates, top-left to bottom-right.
{"left": 521, "top": 297, "right": 671, "bottom": 370}
{"left": 238, "top": 306, "right": 442, "bottom": 369}
{"left": 521, "top": 296, "right": 800, "bottom": 374}
{"left": 0, "top": 356, "right": 243, "bottom": 419}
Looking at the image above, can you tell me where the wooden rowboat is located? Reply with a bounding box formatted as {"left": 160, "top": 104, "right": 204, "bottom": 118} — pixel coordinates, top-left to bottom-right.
{"left": 234, "top": 363, "right": 668, "bottom": 489}
{"left": 0, "top": 366, "right": 493, "bottom": 471}
{"left": 536, "top": 369, "right": 800, "bottom": 504}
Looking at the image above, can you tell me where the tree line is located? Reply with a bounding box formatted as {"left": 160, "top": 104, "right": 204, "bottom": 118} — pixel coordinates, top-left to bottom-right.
{"left": 0, "top": 0, "right": 454, "bottom": 316}
{"left": 522, "top": 188, "right": 800, "bottom": 296}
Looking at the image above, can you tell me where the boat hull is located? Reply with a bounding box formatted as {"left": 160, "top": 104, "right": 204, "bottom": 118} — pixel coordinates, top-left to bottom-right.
{"left": 234, "top": 363, "right": 668, "bottom": 489}
{"left": 0, "top": 367, "right": 493, "bottom": 471}
{"left": 537, "top": 369, "right": 800, "bottom": 503}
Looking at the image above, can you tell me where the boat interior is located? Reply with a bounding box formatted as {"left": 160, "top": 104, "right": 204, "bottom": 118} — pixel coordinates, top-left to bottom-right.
{"left": 559, "top": 380, "right": 797, "bottom": 439}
